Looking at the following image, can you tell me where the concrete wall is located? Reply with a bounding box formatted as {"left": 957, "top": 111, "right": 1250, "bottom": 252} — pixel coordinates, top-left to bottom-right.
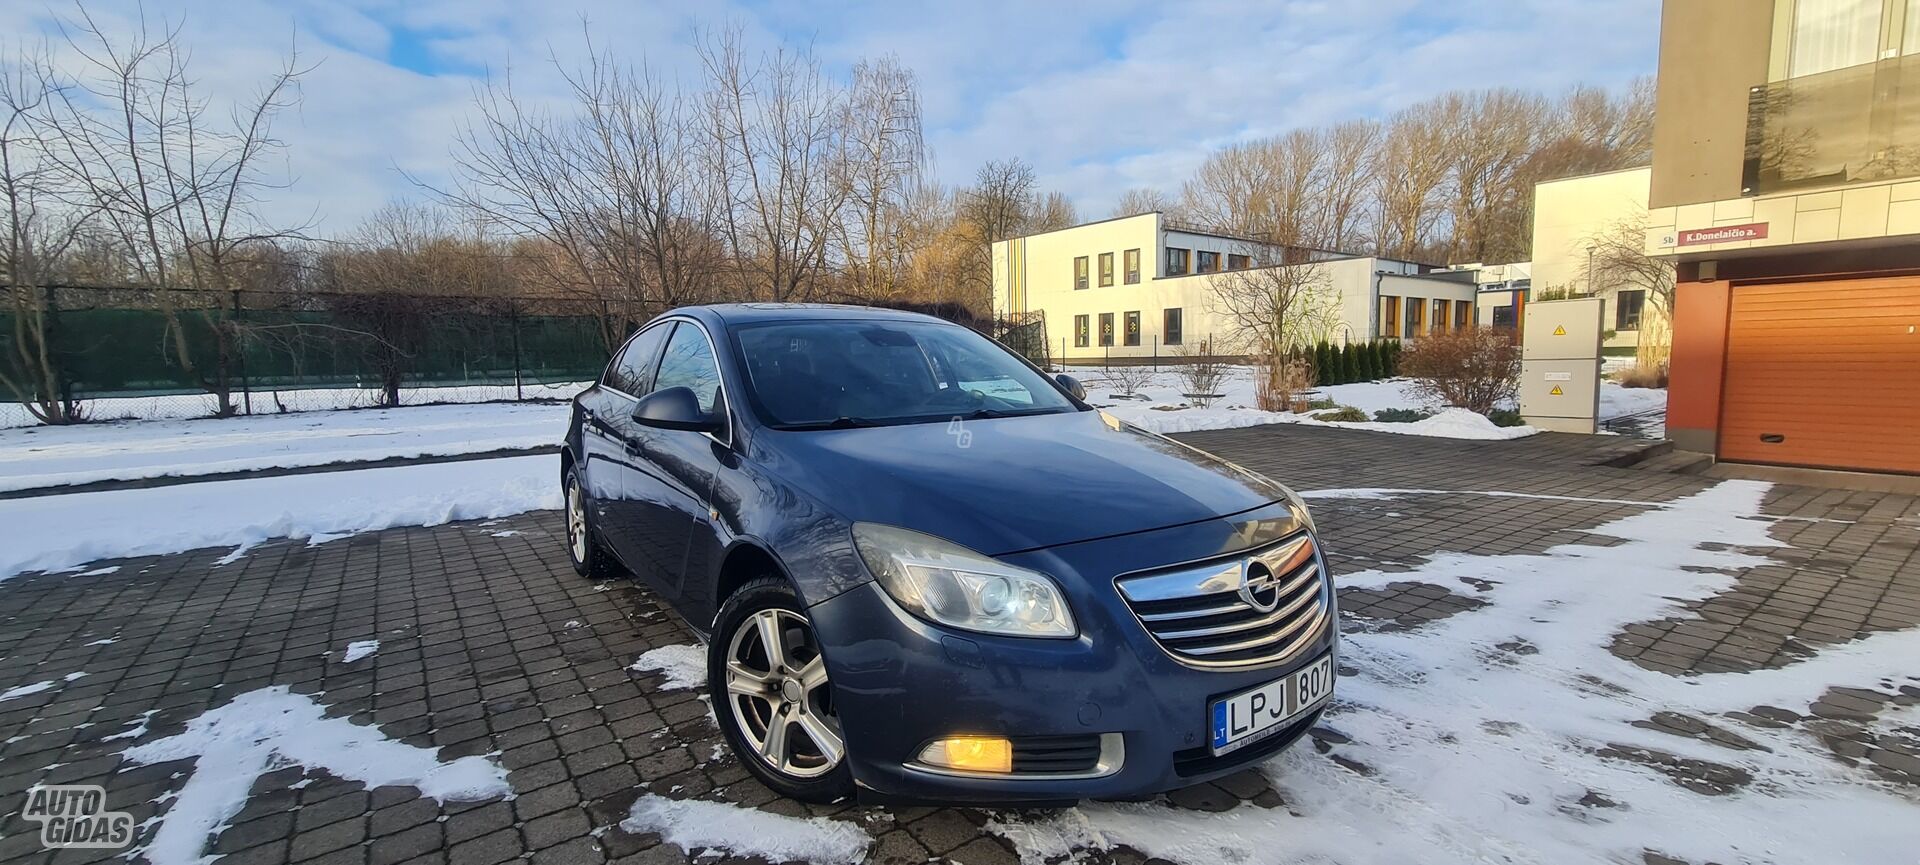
{"left": 1534, "top": 167, "right": 1660, "bottom": 350}
{"left": 1647, "top": 0, "right": 1774, "bottom": 209}
{"left": 1646, "top": 180, "right": 1920, "bottom": 257}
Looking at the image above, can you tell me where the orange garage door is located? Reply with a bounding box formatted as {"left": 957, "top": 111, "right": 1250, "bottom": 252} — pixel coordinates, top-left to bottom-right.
{"left": 1720, "top": 276, "right": 1920, "bottom": 474}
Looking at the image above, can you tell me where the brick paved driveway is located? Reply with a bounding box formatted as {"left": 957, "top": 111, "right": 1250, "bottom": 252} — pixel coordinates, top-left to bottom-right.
{"left": 2, "top": 425, "right": 1917, "bottom": 865}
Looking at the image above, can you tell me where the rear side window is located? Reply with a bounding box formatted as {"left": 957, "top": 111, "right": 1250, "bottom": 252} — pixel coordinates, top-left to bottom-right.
{"left": 652, "top": 323, "right": 724, "bottom": 414}
{"left": 604, "top": 324, "right": 671, "bottom": 394}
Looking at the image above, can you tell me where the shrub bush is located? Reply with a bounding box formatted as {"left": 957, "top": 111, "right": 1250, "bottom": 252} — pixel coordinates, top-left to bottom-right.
{"left": 1399, "top": 328, "right": 1521, "bottom": 415}
{"left": 1314, "top": 342, "right": 1334, "bottom": 386}
{"left": 1487, "top": 408, "right": 1526, "bottom": 427}
{"left": 1312, "top": 405, "right": 1368, "bottom": 423}
{"left": 1342, "top": 343, "right": 1361, "bottom": 383}
{"left": 1616, "top": 362, "right": 1669, "bottom": 389}
{"left": 1372, "top": 407, "right": 1432, "bottom": 423}
{"left": 1305, "top": 397, "right": 1337, "bottom": 410}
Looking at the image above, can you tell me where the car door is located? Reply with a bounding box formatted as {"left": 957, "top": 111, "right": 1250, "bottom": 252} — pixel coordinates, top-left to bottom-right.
{"left": 584, "top": 323, "right": 671, "bottom": 569}
{"left": 618, "top": 320, "right": 729, "bottom": 602}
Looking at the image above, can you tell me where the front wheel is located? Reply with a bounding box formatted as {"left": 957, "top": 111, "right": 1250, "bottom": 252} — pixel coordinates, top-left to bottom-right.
{"left": 709, "top": 577, "right": 854, "bottom": 802}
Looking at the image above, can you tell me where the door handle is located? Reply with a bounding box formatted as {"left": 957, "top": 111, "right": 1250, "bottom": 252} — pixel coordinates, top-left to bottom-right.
{"left": 1759, "top": 433, "right": 1785, "bottom": 444}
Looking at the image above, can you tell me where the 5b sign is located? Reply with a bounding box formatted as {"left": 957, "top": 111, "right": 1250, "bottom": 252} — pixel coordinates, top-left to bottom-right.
{"left": 23, "top": 785, "right": 134, "bottom": 849}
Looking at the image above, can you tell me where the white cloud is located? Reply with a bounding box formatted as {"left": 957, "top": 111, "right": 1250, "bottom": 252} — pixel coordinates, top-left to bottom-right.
{"left": 12, "top": 0, "right": 1658, "bottom": 232}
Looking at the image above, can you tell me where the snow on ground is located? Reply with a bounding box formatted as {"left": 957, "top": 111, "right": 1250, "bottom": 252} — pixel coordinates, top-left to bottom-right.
{"left": 0, "top": 455, "right": 559, "bottom": 582}
{"left": 341, "top": 640, "right": 380, "bottom": 663}
{"left": 1070, "top": 365, "right": 1663, "bottom": 438}
{"left": 990, "top": 482, "right": 1919, "bottom": 865}
{"left": 622, "top": 795, "right": 870, "bottom": 865}
{"left": 124, "top": 685, "right": 512, "bottom": 865}
{"left": 0, "top": 381, "right": 590, "bottom": 429}
{"left": 631, "top": 645, "right": 708, "bottom": 690}
{"left": 0, "top": 401, "right": 568, "bottom": 493}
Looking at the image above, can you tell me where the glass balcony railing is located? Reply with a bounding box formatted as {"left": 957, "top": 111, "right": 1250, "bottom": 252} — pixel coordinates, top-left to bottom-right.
{"left": 1743, "top": 52, "right": 1920, "bottom": 196}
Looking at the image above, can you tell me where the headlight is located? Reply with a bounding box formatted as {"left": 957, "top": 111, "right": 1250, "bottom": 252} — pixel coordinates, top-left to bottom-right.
{"left": 851, "top": 523, "right": 1076, "bottom": 638}
{"left": 1280, "top": 485, "right": 1317, "bottom": 533}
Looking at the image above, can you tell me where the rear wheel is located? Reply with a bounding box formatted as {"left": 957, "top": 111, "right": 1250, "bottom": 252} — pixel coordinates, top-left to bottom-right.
{"left": 709, "top": 577, "right": 853, "bottom": 802}
{"left": 563, "top": 462, "right": 621, "bottom": 580}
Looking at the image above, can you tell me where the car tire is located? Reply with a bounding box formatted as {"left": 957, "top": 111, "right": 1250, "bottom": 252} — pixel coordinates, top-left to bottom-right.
{"left": 563, "top": 461, "right": 622, "bottom": 581}
{"left": 709, "top": 577, "right": 855, "bottom": 803}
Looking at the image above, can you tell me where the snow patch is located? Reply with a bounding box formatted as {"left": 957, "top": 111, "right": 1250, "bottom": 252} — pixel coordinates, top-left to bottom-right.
{"left": 341, "top": 641, "right": 379, "bottom": 663}
{"left": 621, "top": 795, "right": 869, "bottom": 865}
{"left": 989, "top": 481, "right": 1920, "bottom": 865}
{"left": 0, "top": 455, "right": 561, "bottom": 582}
{"left": 123, "top": 686, "right": 510, "bottom": 865}
{"left": 0, "top": 680, "right": 55, "bottom": 702}
{"left": 631, "top": 645, "right": 706, "bottom": 690}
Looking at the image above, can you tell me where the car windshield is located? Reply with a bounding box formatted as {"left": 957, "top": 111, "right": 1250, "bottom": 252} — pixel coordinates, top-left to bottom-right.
{"left": 732, "top": 319, "right": 1078, "bottom": 429}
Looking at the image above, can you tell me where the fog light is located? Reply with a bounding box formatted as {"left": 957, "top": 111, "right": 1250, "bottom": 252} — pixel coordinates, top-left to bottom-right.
{"left": 918, "top": 736, "right": 1012, "bottom": 773}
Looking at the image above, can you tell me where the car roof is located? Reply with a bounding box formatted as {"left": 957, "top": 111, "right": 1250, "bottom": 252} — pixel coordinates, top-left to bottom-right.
{"left": 678, "top": 303, "right": 951, "bottom": 327}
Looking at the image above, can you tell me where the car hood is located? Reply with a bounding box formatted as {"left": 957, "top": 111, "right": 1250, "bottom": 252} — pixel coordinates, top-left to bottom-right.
{"left": 753, "top": 409, "right": 1293, "bottom": 556}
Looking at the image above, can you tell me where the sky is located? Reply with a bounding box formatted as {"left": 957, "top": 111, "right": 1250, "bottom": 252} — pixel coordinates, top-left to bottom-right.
{"left": 2, "top": 0, "right": 1662, "bottom": 234}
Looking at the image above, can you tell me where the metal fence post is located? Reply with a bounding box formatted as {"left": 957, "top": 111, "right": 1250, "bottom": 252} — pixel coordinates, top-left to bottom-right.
{"left": 1152, "top": 337, "right": 1158, "bottom": 370}
{"left": 511, "top": 304, "right": 525, "bottom": 402}
{"left": 232, "top": 289, "right": 253, "bottom": 416}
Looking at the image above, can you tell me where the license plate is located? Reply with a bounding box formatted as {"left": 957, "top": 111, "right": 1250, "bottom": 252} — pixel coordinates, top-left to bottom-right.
{"left": 1209, "top": 654, "right": 1334, "bottom": 755}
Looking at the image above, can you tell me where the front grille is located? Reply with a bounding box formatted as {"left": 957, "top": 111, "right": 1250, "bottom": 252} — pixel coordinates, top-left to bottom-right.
{"left": 1009, "top": 735, "right": 1103, "bottom": 774}
{"left": 1115, "top": 534, "right": 1330, "bottom": 668}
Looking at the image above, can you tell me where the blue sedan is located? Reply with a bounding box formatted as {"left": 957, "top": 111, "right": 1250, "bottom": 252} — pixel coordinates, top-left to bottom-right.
{"left": 562, "top": 303, "right": 1335, "bottom": 804}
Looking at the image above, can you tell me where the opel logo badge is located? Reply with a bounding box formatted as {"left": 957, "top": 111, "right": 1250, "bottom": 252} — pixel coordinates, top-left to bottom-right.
{"left": 1239, "top": 559, "right": 1282, "bottom": 612}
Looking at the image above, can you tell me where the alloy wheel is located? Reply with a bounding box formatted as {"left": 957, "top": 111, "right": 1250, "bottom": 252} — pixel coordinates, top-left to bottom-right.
{"left": 566, "top": 476, "right": 588, "bottom": 563}
{"left": 723, "top": 608, "right": 844, "bottom": 778}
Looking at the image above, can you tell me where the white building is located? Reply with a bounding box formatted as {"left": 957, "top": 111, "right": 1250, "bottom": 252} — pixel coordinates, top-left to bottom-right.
{"left": 990, "top": 212, "right": 1479, "bottom": 362}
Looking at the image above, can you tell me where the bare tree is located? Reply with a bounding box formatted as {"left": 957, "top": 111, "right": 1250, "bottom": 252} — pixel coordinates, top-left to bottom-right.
{"left": 36, "top": 5, "right": 306, "bottom": 416}
{"left": 435, "top": 34, "right": 723, "bottom": 349}
{"left": 1205, "top": 257, "right": 1340, "bottom": 358}
{"left": 0, "top": 45, "right": 90, "bottom": 423}
{"left": 1371, "top": 101, "right": 1453, "bottom": 261}
{"left": 1031, "top": 191, "right": 1077, "bottom": 232}
{"left": 700, "top": 30, "right": 849, "bottom": 303}
{"left": 834, "top": 56, "right": 924, "bottom": 301}
{"left": 1320, "top": 120, "right": 1379, "bottom": 252}
{"left": 1583, "top": 214, "right": 1675, "bottom": 366}
{"left": 1109, "top": 187, "right": 1169, "bottom": 218}
{"left": 960, "top": 158, "right": 1037, "bottom": 246}
{"left": 1440, "top": 89, "right": 1548, "bottom": 264}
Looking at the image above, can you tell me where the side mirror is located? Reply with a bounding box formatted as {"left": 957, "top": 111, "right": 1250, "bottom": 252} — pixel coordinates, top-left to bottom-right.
{"left": 632, "top": 386, "right": 722, "bottom": 433}
{"left": 1054, "top": 373, "right": 1086, "bottom": 401}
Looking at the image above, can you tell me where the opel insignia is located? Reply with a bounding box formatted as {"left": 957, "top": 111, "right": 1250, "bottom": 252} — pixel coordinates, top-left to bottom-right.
{"left": 562, "top": 303, "right": 1335, "bottom": 803}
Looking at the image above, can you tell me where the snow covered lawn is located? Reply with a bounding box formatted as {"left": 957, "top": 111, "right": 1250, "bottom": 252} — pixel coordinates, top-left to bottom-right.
{"left": 0, "top": 381, "right": 590, "bottom": 428}
{"left": 1071, "top": 364, "right": 1665, "bottom": 438}
{"left": 0, "top": 402, "right": 568, "bottom": 493}
{"left": 0, "top": 454, "right": 559, "bottom": 581}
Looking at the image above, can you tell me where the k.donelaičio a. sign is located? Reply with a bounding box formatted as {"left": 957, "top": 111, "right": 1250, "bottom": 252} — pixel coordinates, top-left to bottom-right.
{"left": 1677, "top": 222, "right": 1769, "bottom": 246}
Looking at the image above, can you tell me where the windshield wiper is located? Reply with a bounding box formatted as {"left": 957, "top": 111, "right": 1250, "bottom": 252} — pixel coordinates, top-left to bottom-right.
{"left": 779, "top": 415, "right": 876, "bottom": 430}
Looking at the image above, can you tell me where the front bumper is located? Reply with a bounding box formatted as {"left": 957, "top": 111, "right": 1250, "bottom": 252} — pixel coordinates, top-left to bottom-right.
{"left": 806, "top": 503, "right": 1337, "bottom": 804}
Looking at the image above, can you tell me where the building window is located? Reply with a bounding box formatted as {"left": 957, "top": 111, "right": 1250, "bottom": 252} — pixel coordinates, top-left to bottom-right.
{"left": 1789, "top": 0, "right": 1884, "bottom": 77}
{"left": 1124, "top": 311, "right": 1141, "bottom": 346}
{"left": 1432, "top": 299, "right": 1449, "bottom": 333}
{"left": 1163, "top": 308, "right": 1183, "bottom": 345}
{"left": 1615, "top": 289, "right": 1646, "bottom": 331}
{"left": 1166, "top": 248, "right": 1190, "bottom": 276}
{"left": 1195, "top": 250, "right": 1221, "bottom": 273}
{"left": 1379, "top": 296, "right": 1401, "bottom": 339}
{"left": 1124, "top": 248, "right": 1141, "bottom": 284}
{"left": 1404, "top": 297, "right": 1425, "bottom": 338}
{"left": 1098, "top": 313, "right": 1115, "bottom": 346}
{"left": 1073, "top": 256, "right": 1089, "bottom": 290}
{"left": 1098, "top": 252, "right": 1114, "bottom": 287}
{"left": 1227, "top": 253, "right": 1251, "bottom": 270}
{"left": 1492, "top": 304, "right": 1519, "bottom": 329}
{"left": 1074, "top": 314, "right": 1090, "bottom": 347}
{"left": 1455, "top": 300, "right": 1472, "bottom": 329}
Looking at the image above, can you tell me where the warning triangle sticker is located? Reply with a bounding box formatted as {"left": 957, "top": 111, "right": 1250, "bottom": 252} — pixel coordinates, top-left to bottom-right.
{"left": 1553, "top": 325, "right": 1567, "bottom": 335}
{"left": 1549, "top": 385, "right": 1564, "bottom": 396}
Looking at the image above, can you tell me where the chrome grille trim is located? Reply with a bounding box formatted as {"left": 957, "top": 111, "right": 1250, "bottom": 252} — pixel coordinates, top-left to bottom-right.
{"left": 1114, "top": 533, "right": 1330, "bottom": 669}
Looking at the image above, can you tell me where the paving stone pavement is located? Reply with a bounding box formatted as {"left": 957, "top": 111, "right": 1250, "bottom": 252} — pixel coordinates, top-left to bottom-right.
{"left": 1, "top": 423, "right": 1917, "bottom": 865}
